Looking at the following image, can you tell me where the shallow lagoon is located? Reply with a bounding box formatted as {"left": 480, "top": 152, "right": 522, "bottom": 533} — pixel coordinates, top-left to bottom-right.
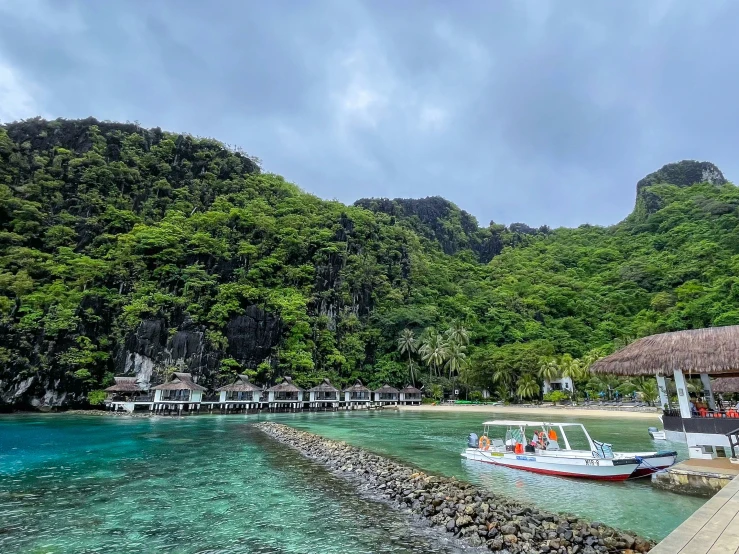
{"left": 0, "top": 411, "right": 705, "bottom": 552}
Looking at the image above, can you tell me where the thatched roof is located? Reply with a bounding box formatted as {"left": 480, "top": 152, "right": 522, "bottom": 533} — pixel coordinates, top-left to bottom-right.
{"left": 712, "top": 377, "right": 739, "bottom": 394}
{"left": 343, "top": 379, "right": 370, "bottom": 393}
{"left": 590, "top": 326, "right": 739, "bottom": 377}
{"left": 217, "top": 375, "right": 261, "bottom": 392}
{"left": 373, "top": 384, "right": 399, "bottom": 394}
{"left": 401, "top": 385, "right": 422, "bottom": 394}
{"left": 104, "top": 376, "right": 145, "bottom": 393}
{"left": 267, "top": 376, "right": 303, "bottom": 392}
{"left": 151, "top": 372, "right": 207, "bottom": 391}
{"left": 309, "top": 378, "right": 338, "bottom": 392}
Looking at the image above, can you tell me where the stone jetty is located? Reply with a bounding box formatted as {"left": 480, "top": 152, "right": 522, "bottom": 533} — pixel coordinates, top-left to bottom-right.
{"left": 256, "top": 422, "right": 654, "bottom": 554}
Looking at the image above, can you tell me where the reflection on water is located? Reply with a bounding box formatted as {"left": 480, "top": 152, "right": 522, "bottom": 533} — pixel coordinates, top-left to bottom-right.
{"left": 0, "top": 409, "right": 705, "bottom": 552}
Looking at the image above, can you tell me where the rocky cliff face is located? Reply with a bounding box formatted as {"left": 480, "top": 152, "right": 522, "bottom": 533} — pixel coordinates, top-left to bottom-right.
{"left": 635, "top": 160, "right": 727, "bottom": 216}
{"left": 116, "top": 307, "right": 281, "bottom": 392}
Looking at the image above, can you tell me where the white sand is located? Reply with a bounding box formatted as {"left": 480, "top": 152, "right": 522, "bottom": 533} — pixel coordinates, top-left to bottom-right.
{"left": 396, "top": 404, "right": 661, "bottom": 420}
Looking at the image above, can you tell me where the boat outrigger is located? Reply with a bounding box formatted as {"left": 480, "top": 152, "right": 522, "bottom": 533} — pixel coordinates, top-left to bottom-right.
{"left": 462, "top": 420, "right": 677, "bottom": 481}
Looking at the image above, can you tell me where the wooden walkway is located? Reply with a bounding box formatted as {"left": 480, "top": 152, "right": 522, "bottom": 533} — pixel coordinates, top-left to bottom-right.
{"left": 650, "top": 474, "right": 739, "bottom": 553}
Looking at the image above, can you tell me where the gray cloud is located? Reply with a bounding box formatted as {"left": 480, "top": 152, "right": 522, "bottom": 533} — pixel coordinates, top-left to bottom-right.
{"left": 1, "top": 0, "right": 738, "bottom": 227}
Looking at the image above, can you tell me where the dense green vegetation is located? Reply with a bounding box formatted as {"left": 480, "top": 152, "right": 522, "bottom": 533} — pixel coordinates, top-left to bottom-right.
{"left": 1, "top": 118, "right": 738, "bottom": 407}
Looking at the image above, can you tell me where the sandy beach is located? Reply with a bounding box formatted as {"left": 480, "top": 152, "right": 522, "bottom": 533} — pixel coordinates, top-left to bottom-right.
{"left": 396, "top": 404, "right": 661, "bottom": 420}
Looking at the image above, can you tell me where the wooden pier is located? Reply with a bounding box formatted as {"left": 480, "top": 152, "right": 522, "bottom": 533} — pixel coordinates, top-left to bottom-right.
{"left": 649, "top": 473, "right": 739, "bottom": 553}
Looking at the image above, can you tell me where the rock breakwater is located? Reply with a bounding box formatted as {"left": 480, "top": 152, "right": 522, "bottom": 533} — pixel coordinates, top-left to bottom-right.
{"left": 256, "top": 422, "right": 654, "bottom": 554}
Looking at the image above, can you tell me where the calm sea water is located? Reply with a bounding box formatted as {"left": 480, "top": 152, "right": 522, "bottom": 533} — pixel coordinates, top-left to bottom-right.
{"left": 0, "top": 410, "right": 705, "bottom": 553}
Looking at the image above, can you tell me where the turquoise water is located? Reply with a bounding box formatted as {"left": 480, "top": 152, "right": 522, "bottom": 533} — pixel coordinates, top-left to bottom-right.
{"left": 0, "top": 411, "right": 705, "bottom": 552}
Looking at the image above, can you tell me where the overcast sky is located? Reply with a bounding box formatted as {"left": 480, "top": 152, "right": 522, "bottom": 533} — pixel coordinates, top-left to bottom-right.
{"left": 1, "top": 0, "right": 738, "bottom": 228}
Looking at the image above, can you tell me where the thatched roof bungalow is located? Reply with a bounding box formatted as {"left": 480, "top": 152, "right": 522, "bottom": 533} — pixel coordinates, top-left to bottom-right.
{"left": 308, "top": 378, "right": 339, "bottom": 401}
{"left": 343, "top": 379, "right": 371, "bottom": 404}
{"left": 399, "top": 385, "right": 422, "bottom": 405}
{"left": 373, "top": 384, "right": 399, "bottom": 404}
{"left": 151, "top": 372, "right": 206, "bottom": 403}
{"left": 267, "top": 376, "right": 304, "bottom": 402}
{"left": 217, "top": 375, "right": 261, "bottom": 403}
{"left": 589, "top": 325, "right": 739, "bottom": 377}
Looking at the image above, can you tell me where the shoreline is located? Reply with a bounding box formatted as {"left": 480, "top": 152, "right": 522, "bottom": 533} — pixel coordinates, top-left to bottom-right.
{"left": 397, "top": 404, "right": 661, "bottom": 420}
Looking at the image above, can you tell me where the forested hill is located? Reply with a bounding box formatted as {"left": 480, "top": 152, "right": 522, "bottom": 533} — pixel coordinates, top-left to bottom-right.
{"left": 1, "top": 118, "right": 738, "bottom": 408}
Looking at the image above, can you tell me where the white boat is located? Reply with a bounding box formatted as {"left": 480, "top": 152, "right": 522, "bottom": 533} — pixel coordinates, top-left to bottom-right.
{"left": 461, "top": 420, "right": 677, "bottom": 481}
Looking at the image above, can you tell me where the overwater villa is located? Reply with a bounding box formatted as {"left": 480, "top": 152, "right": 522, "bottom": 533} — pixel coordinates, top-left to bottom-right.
{"left": 267, "top": 376, "right": 304, "bottom": 412}
{"left": 215, "top": 375, "right": 262, "bottom": 413}
{"left": 104, "top": 377, "right": 151, "bottom": 411}
{"left": 151, "top": 372, "right": 207, "bottom": 414}
{"left": 590, "top": 325, "right": 739, "bottom": 460}
{"left": 307, "top": 378, "right": 340, "bottom": 411}
{"left": 373, "top": 384, "right": 399, "bottom": 405}
{"left": 399, "top": 385, "right": 422, "bottom": 405}
{"left": 343, "top": 379, "right": 371, "bottom": 409}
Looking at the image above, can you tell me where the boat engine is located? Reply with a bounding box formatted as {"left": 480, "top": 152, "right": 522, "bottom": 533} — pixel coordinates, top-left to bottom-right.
{"left": 467, "top": 433, "right": 479, "bottom": 448}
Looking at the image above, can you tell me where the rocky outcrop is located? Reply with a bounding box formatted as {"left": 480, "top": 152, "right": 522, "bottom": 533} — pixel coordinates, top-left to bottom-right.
{"left": 636, "top": 161, "right": 726, "bottom": 193}
{"left": 115, "top": 307, "right": 281, "bottom": 391}
{"left": 635, "top": 161, "right": 727, "bottom": 216}
{"left": 257, "top": 422, "right": 654, "bottom": 554}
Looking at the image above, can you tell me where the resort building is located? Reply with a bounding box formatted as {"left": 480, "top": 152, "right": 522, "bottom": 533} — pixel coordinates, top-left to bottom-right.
{"left": 267, "top": 376, "right": 304, "bottom": 411}
{"left": 373, "top": 384, "right": 399, "bottom": 405}
{"left": 542, "top": 376, "right": 573, "bottom": 394}
{"left": 216, "top": 375, "right": 262, "bottom": 412}
{"left": 591, "top": 326, "right": 739, "bottom": 460}
{"left": 399, "top": 385, "right": 422, "bottom": 405}
{"left": 151, "top": 372, "right": 206, "bottom": 414}
{"left": 104, "top": 376, "right": 151, "bottom": 412}
{"left": 343, "top": 379, "right": 371, "bottom": 408}
{"left": 307, "top": 378, "right": 340, "bottom": 410}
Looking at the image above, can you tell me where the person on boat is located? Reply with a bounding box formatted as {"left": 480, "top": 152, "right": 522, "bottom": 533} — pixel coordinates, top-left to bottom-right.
{"left": 530, "top": 433, "right": 540, "bottom": 449}
{"left": 689, "top": 398, "right": 698, "bottom": 415}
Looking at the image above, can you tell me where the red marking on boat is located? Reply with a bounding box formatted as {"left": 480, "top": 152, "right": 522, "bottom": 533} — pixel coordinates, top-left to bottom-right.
{"left": 472, "top": 458, "right": 633, "bottom": 481}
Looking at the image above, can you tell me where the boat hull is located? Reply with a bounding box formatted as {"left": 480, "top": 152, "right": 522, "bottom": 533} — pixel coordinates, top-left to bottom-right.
{"left": 461, "top": 448, "right": 639, "bottom": 481}
{"left": 626, "top": 451, "right": 678, "bottom": 478}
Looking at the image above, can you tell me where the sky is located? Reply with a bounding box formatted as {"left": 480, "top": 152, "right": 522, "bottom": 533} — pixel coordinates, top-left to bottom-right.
{"left": 1, "top": 0, "right": 738, "bottom": 228}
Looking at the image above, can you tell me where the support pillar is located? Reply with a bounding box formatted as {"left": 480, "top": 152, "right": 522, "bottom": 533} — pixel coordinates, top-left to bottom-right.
{"left": 700, "top": 373, "right": 716, "bottom": 410}
{"left": 673, "top": 369, "right": 692, "bottom": 418}
{"left": 656, "top": 375, "right": 669, "bottom": 410}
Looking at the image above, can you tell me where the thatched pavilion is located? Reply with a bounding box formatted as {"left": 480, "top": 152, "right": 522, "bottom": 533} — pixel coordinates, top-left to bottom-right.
{"left": 373, "top": 384, "right": 399, "bottom": 405}
{"left": 307, "top": 378, "right": 340, "bottom": 410}
{"left": 590, "top": 325, "right": 739, "bottom": 459}
{"left": 216, "top": 375, "right": 261, "bottom": 412}
{"left": 151, "top": 372, "right": 207, "bottom": 414}
{"left": 399, "top": 385, "right": 422, "bottom": 405}
{"left": 266, "top": 376, "right": 304, "bottom": 412}
{"left": 712, "top": 377, "right": 739, "bottom": 396}
{"left": 104, "top": 376, "right": 152, "bottom": 412}
{"left": 104, "top": 377, "right": 147, "bottom": 400}
{"left": 343, "top": 379, "right": 371, "bottom": 408}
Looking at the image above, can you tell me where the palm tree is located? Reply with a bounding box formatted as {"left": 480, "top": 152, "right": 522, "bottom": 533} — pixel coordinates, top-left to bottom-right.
{"left": 445, "top": 320, "right": 470, "bottom": 346}
{"left": 444, "top": 342, "right": 468, "bottom": 380}
{"left": 397, "top": 328, "right": 418, "bottom": 385}
{"left": 419, "top": 328, "right": 447, "bottom": 381}
{"left": 638, "top": 379, "right": 659, "bottom": 406}
{"left": 517, "top": 373, "right": 540, "bottom": 401}
{"left": 537, "top": 357, "right": 560, "bottom": 386}
{"left": 492, "top": 366, "right": 514, "bottom": 398}
{"left": 559, "top": 354, "right": 585, "bottom": 400}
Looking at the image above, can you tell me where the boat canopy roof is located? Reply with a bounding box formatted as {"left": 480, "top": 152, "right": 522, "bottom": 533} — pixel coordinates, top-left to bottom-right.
{"left": 481, "top": 420, "right": 586, "bottom": 427}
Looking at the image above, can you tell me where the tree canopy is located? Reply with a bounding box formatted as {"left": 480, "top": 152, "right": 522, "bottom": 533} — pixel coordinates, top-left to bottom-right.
{"left": 2, "top": 118, "right": 738, "bottom": 407}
